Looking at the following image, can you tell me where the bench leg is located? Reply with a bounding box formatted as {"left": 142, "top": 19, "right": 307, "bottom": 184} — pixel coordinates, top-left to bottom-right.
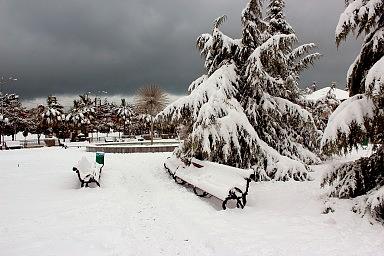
{"left": 164, "top": 163, "right": 176, "bottom": 179}
{"left": 174, "top": 176, "right": 186, "bottom": 185}
{"left": 222, "top": 187, "right": 246, "bottom": 210}
{"left": 193, "top": 187, "right": 211, "bottom": 198}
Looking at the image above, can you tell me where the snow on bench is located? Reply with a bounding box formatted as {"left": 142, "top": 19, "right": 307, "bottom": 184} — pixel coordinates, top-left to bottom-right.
{"left": 164, "top": 157, "right": 254, "bottom": 209}
{"left": 60, "top": 140, "right": 89, "bottom": 148}
{"left": 72, "top": 157, "right": 104, "bottom": 188}
{"left": 5, "top": 141, "right": 23, "bottom": 149}
{"left": 104, "top": 137, "right": 115, "bottom": 143}
{"left": 135, "top": 136, "right": 144, "bottom": 141}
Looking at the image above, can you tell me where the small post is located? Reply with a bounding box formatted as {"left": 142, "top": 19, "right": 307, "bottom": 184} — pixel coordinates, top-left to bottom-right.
{"left": 96, "top": 151, "right": 105, "bottom": 165}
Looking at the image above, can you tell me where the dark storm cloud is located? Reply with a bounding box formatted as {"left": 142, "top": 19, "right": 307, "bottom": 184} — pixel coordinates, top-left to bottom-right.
{"left": 0, "top": 0, "right": 360, "bottom": 100}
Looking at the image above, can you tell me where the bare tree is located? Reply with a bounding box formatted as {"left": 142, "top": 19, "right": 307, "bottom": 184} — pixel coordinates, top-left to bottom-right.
{"left": 134, "top": 85, "right": 168, "bottom": 144}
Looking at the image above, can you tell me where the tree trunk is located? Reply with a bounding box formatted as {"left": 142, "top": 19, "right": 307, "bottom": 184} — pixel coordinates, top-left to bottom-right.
{"left": 37, "top": 134, "right": 41, "bottom": 144}
{"left": 151, "top": 116, "right": 154, "bottom": 145}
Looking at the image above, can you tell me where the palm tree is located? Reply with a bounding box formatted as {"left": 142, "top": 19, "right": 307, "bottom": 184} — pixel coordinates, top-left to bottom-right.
{"left": 66, "top": 94, "right": 95, "bottom": 138}
{"left": 134, "top": 85, "right": 168, "bottom": 144}
{"left": 114, "top": 99, "right": 133, "bottom": 138}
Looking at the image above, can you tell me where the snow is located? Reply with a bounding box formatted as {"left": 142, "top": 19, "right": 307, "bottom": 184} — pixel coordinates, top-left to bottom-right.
{"left": 367, "top": 186, "right": 384, "bottom": 214}
{"left": 157, "top": 63, "right": 262, "bottom": 164}
{"left": 289, "top": 43, "right": 316, "bottom": 60}
{"left": 5, "top": 140, "right": 23, "bottom": 148}
{"left": 336, "top": 0, "right": 364, "bottom": 39}
{"left": 306, "top": 87, "right": 349, "bottom": 102}
{"left": 335, "top": 0, "right": 383, "bottom": 39}
{"left": 159, "top": 64, "right": 238, "bottom": 121}
{"left": 1, "top": 147, "right": 384, "bottom": 256}
{"left": 76, "top": 156, "right": 92, "bottom": 172}
{"left": 246, "top": 34, "right": 297, "bottom": 87}
{"left": 321, "top": 94, "right": 374, "bottom": 146}
{"left": 365, "top": 56, "right": 384, "bottom": 96}
{"left": 274, "top": 96, "right": 313, "bottom": 122}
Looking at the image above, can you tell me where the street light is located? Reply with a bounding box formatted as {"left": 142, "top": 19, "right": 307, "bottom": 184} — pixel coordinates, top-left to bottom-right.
{"left": 0, "top": 75, "right": 18, "bottom": 149}
{"left": 94, "top": 90, "right": 108, "bottom": 106}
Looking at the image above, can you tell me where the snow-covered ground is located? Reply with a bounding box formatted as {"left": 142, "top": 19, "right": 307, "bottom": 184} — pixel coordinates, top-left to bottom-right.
{"left": 306, "top": 87, "right": 349, "bottom": 102}
{"left": 1, "top": 147, "right": 383, "bottom": 256}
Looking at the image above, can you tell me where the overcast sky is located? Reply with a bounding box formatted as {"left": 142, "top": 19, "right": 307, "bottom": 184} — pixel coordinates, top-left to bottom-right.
{"left": 0, "top": 0, "right": 361, "bottom": 101}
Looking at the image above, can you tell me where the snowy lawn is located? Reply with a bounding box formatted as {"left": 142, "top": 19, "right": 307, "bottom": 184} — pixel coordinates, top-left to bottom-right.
{"left": 1, "top": 147, "right": 383, "bottom": 256}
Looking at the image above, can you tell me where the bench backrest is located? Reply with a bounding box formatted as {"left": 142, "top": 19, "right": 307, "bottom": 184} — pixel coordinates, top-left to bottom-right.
{"left": 6, "top": 141, "right": 22, "bottom": 148}
{"left": 77, "top": 157, "right": 92, "bottom": 172}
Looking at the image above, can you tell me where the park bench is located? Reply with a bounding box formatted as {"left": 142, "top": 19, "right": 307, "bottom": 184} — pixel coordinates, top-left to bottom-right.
{"left": 58, "top": 139, "right": 68, "bottom": 149}
{"left": 104, "top": 137, "right": 115, "bottom": 143}
{"left": 135, "top": 135, "right": 144, "bottom": 141}
{"left": 72, "top": 154, "right": 104, "bottom": 188}
{"left": 60, "top": 140, "right": 89, "bottom": 149}
{"left": 5, "top": 141, "right": 23, "bottom": 150}
{"left": 164, "top": 157, "right": 254, "bottom": 209}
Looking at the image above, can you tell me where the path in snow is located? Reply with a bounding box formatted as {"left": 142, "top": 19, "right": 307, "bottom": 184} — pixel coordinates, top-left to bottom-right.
{"left": 0, "top": 147, "right": 383, "bottom": 256}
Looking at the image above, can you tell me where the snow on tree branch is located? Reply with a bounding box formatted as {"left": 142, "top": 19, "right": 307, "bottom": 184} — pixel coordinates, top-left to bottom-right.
{"left": 288, "top": 43, "right": 317, "bottom": 61}
{"left": 321, "top": 94, "right": 375, "bottom": 154}
{"left": 365, "top": 56, "right": 384, "bottom": 96}
{"left": 336, "top": 0, "right": 384, "bottom": 45}
{"left": 157, "top": 64, "right": 237, "bottom": 123}
{"left": 292, "top": 53, "right": 322, "bottom": 75}
{"left": 245, "top": 34, "right": 297, "bottom": 87}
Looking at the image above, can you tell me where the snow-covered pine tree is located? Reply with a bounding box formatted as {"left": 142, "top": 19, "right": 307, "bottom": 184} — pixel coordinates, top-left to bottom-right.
{"left": 241, "top": 0, "right": 321, "bottom": 179}
{"left": 321, "top": 0, "right": 384, "bottom": 222}
{"left": 159, "top": 12, "right": 261, "bottom": 169}
{"left": 243, "top": 0, "right": 322, "bottom": 174}
{"left": 266, "top": 0, "right": 293, "bottom": 35}
{"left": 158, "top": 0, "right": 321, "bottom": 181}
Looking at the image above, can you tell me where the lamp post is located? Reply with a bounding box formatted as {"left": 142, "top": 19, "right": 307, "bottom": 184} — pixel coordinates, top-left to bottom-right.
{"left": 94, "top": 90, "right": 108, "bottom": 106}
{"left": 100, "top": 90, "right": 108, "bottom": 106}
{"left": 0, "top": 76, "right": 18, "bottom": 149}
